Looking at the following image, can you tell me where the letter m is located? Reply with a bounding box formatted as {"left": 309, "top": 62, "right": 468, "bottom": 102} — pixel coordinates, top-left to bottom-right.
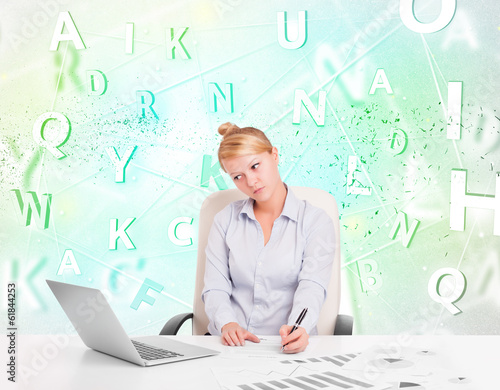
{"left": 10, "top": 190, "right": 52, "bottom": 229}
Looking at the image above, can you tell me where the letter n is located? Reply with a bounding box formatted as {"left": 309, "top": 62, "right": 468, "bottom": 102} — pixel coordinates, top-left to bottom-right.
{"left": 388, "top": 211, "right": 420, "bottom": 247}
{"left": 208, "top": 83, "right": 234, "bottom": 113}
{"left": 292, "top": 89, "right": 326, "bottom": 126}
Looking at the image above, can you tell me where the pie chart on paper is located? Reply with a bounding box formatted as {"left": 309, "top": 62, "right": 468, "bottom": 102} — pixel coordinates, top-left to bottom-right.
{"left": 449, "top": 377, "right": 471, "bottom": 384}
{"left": 370, "top": 357, "right": 414, "bottom": 369}
{"left": 417, "top": 350, "right": 436, "bottom": 356}
{"left": 397, "top": 382, "right": 425, "bottom": 389}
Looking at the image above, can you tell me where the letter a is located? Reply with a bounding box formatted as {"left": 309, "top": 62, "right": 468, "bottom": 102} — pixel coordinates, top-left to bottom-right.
{"left": 49, "top": 11, "right": 86, "bottom": 51}
{"left": 369, "top": 69, "right": 393, "bottom": 95}
{"left": 57, "top": 249, "right": 81, "bottom": 275}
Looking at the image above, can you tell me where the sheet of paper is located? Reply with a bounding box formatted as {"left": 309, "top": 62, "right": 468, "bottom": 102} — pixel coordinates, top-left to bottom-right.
{"left": 279, "top": 352, "right": 361, "bottom": 367}
{"left": 218, "top": 336, "right": 322, "bottom": 360}
{"left": 380, "top": 374, "right": 476, "bottom": 390}
{"left": 342, "top": 346, "right": 475, "bottom": 389}
{"left": 212, "top": 361, "right": 392, "bottom": 390}
{"left": 343, "top": 345, "right": 434, "bottom": 378}
{"left": 219, "top": 337, "right": 284, "bottom": 360}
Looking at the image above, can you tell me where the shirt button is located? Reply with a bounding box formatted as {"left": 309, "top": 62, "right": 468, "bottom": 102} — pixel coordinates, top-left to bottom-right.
{"left": 258, "top": 262, "right": 262, "bottom": 266}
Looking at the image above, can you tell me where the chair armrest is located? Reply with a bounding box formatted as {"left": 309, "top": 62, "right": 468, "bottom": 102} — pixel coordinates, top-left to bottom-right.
{"left": 159, "top": 313, "right": 194, "bottom": 335}
{"left": 333, "top": 314, "right": 353, "bottom": 335}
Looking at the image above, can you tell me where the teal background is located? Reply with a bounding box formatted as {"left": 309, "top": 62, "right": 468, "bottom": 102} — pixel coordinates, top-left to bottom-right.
{"left": 1, "top": 0, "right": 499, "bottom": 336}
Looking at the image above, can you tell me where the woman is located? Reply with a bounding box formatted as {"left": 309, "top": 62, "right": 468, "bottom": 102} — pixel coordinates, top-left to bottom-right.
{"left": 202, "top": 123, "right": 336, "bottom": 353}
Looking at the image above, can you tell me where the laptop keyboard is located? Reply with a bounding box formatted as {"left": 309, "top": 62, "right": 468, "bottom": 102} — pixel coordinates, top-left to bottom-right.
{"left": 131, "top": 340, "right": 184, "bottom": 360}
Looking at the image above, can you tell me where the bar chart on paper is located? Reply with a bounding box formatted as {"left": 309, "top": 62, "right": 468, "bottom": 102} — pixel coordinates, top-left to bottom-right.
{"left": 212, "top": 361, "right": 390, "bottom": 390}
{"left": 279, "top": 353, "right": 360, "bottom": 367}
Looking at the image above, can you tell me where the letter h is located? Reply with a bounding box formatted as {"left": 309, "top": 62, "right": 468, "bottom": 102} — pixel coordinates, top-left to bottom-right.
{"left": 450, "top": 169, "right": 500, "bottom": 236}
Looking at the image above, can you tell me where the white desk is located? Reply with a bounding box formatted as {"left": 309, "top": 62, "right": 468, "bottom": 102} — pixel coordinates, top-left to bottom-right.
{"left": 4, "top": 334, "right": 498, "bottom": 389}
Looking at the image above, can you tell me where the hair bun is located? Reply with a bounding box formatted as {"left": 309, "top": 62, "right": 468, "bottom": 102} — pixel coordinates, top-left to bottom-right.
{"left": 218, "top": 122, "right": 240, "bottom": 137}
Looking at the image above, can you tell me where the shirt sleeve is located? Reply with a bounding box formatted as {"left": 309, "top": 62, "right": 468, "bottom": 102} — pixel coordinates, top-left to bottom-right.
{"left": 288, "top": 207, "right": 336, "bottom": 334}
{"left": 201, "top": 207, "right": 239, "bottom": 335}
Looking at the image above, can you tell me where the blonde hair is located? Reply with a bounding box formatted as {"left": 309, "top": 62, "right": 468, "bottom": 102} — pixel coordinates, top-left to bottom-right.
{"left": 217, "top": 122, "right": 273, "bottom": 172}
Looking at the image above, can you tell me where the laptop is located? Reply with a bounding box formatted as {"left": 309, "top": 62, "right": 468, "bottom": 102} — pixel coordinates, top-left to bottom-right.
{"left": 46, "top": 280, "right": 220, "bottom": 367}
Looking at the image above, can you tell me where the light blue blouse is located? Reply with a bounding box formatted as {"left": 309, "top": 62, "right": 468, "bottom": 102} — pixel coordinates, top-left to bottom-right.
{"left": 202, "top": 186, "right": 336, "bottom": 336}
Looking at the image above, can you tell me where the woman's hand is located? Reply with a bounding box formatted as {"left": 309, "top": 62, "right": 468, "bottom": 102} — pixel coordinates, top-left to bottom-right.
{"left": 279, "top": 325, "right": 309, "bottom": 353}
{"left": 221, "top": 322, "right": 260, "bottom": 346}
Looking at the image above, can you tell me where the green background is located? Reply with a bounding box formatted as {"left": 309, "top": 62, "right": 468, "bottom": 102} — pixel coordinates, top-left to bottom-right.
{"left": 1, "top": 0, "right": 499, "bottom": 336}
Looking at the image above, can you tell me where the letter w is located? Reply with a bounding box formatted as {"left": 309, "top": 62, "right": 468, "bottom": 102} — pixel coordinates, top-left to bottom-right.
{"left": 10, "top": 190, "right": 52, "bottom": 229}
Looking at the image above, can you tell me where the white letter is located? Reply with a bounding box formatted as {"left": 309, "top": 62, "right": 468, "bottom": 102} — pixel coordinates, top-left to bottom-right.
{"left": 389, "top": 128, "right": 408, "bottom": 155}
{"left": 450, "top": 170, "right": 500, "bottom": 236}
{"left": 136, "top": 90, "right": 158, "bottom": 119}
{"left": 49, "top": 11, "right": 86, "bottom": 51}
{"left": 168, "top": 217, "right": 194, "bottom": 246}
{"left": 447, "top": 81, "right": 462, "bottom": 140}
{"left": 428, "top": 268, "right": 466, "bottom": 315}
{"left": 347, "top": 156, "right": 372, "bottom": 196}
{"left": 32, "top": 112, "right": 71, "bottom": 159}
{"left": 166, "top": 27, "right": 190, "bottom": 59}
{"left": 208, "top": 83, "right": 234, "bottom": 113}
{"left": 10, "top": 190, "right": 52, "bottom": 229}
{"left": 357, "top": 259, "right": 383, "bottom": 293}
{"left": 57, "top": 249, "right": 81, "bottom": 275}
{"left": 400, "top": 0, "right": 456, "bottom": 33}
{"left": 125, "top": 23, "right": 134, "bottom": 54}
{"left": 87, "top": 70, "right": 108, "bottom": 96}
{"left": 369, "top": 69, "right": 393, "bottom": 95}
{"left": 105, "top": 145, "right": 137, "bottom": 183}
{"left": 277, "top": 11, "right": 307, "bottom": 49}
{"left": 109, "top": 218, "right": 136, "bottom": 250}
{"left": 388, "top": 211, "right": 420, "bottom": 248}
{"left": 292, "top": 89, "right": 326, "bottom": 126}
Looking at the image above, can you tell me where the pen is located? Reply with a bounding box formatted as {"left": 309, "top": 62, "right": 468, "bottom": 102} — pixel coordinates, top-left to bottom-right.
{"left": 281, "top": 308, "right": 308, "bottom": 352}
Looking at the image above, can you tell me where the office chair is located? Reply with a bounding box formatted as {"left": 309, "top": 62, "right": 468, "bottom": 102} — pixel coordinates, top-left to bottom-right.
{"left": 160, "top": 186, "right": 353, "bottom": 336}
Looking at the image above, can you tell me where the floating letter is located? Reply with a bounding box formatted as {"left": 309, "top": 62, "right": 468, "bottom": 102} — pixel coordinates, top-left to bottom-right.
{"left": 389, "top": 128, "right": 408, "bottom": 155}
{"left": 33, "top": 112, "right": 71, "bottom": 159}
{"left": 136, "top": 90, "right": 158, "bottom": 119}
{"left": 57, "top": 249, "right": 81, "bottom": 275}
{"left": 347, "top": 156, "right": 372, "bottom": 196}
{"left": 447, "top": 81, "right": 462, "bottom": 140}
{"left": 168, "top": 217, "right": 194, "bottom": 246}
{"left": 208, "top": 83, "right": 234, "bottom": 113}
{"left": 201, "top": 155, "right": 228, "bottom": 190}
{"left": 400, "top": 0, "right": 456, "bottom": 33}
{"left": 105, "top": 145, "right": 137, "bottom": 183}
{"left": 87, "top": 70, "right": 108, "bottom": 96}
{"left": 388, "top": 211, "right": 420, "bottom": 247}
{"left": 166, "top": 27, "right": 190, "bottom": 59}
{"left": 10, "top": 190, "right": 52, "bottom": 229}
{"left": 369, "top": 69, "right": 393, "bottom": 95}
{"left": 49, "top": 11, "right": 86, "bottom": 51}
{"left": 109, "top": 218, "right": 136, "bottom": 250}
{"left": 357, "top": 259, "right": 383, "bottom": 293}
{"left": 450, "top": 170, "right": 500, "bottom": 236}
{"left": 125, "top": 23, "right": 134, "bottom": 54}
{"left": 292, "top": 89, "right": 326, "bottom": 126}
{"left": 277, "top": 11, "right": 307, "bottom": 49}
{"left": 428, "top": 267, "right": 466, "bottom": 315}
{"left": 130, "top": 278, "right": 164, "bottom": 310}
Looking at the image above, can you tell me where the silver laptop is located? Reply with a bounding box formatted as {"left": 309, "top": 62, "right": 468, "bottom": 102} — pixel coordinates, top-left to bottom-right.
{"left": 46, "top": 280, "right": 220, "bottom": 367}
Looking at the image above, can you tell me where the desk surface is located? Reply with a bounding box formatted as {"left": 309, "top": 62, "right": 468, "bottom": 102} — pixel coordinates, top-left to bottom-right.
{"left": 4, "top": 334, "right": 499, "bottom": 389}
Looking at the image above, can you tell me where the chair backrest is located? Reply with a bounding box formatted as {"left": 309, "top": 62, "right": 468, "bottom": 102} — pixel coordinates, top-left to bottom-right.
{"left": 191, "top": 186, "right": 341, "bottom": 335}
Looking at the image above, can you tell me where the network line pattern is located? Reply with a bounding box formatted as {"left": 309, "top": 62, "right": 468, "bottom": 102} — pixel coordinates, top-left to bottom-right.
{"left": 0, "top": 0, "right": 499, "bottom": 335}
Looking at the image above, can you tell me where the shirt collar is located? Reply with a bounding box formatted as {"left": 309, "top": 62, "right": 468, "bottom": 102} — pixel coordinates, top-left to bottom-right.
{"left": 239, "top": 183, "right": 299, "bottom": 222}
